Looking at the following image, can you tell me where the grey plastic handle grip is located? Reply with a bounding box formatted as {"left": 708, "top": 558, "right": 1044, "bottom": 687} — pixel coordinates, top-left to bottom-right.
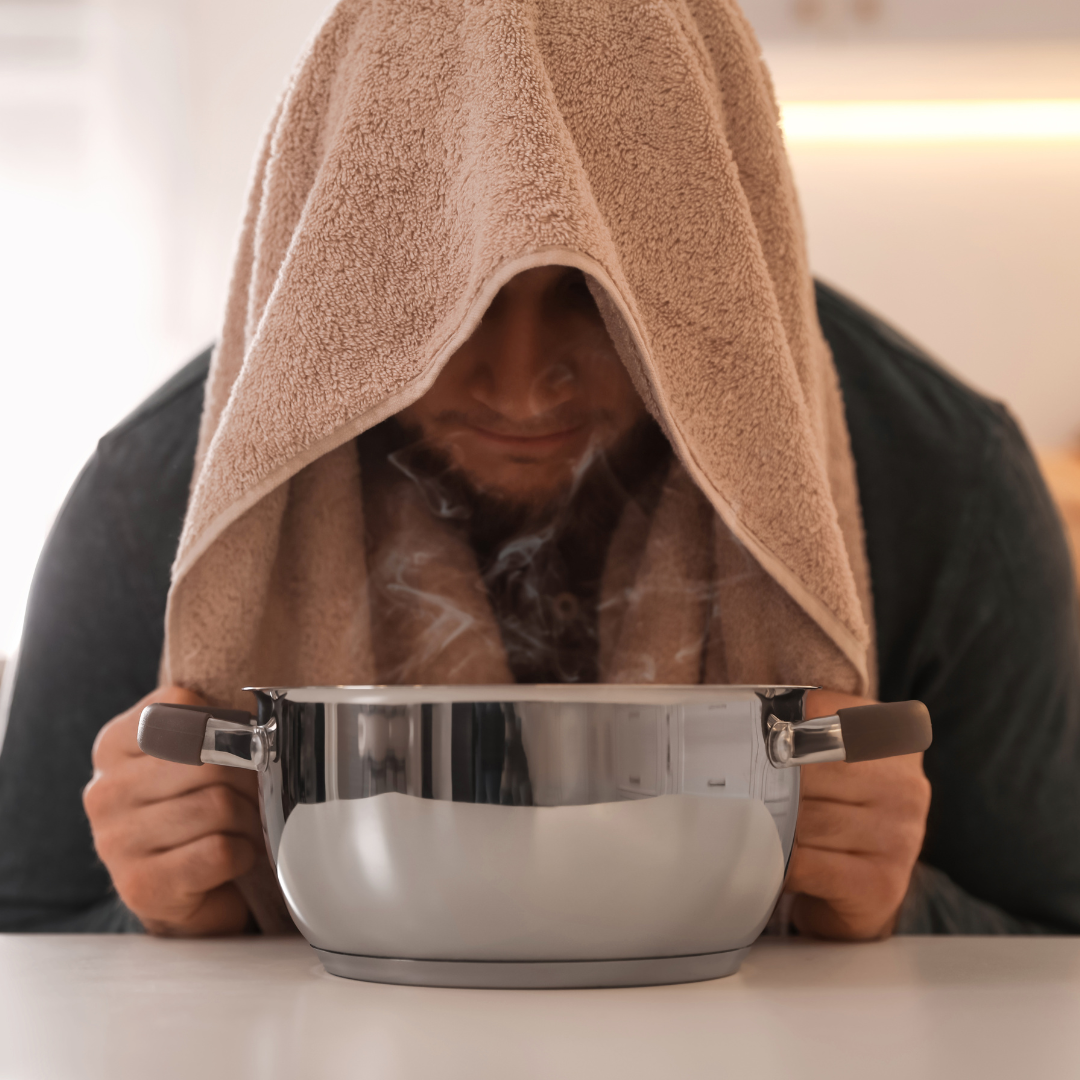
{"left": 837, "top": 700, "right": 932, "bottom": 762}
{"left": 138, "top": 702, "right": 253, "bottom": 766}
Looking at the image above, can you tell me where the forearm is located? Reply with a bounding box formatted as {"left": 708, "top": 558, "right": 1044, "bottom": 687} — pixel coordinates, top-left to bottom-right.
{"left": 896, "top": 862, "right": 1061, "bottom": 935}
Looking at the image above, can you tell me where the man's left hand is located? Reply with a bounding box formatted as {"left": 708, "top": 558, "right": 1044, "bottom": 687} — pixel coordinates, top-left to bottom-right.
{"left": 784, "top": 689, "right": 932, "bottom": 940}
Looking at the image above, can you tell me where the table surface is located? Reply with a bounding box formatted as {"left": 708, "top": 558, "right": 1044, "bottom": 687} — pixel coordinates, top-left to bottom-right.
{"left": 1, "top": 934, "right": 1077, "bottom": 1080}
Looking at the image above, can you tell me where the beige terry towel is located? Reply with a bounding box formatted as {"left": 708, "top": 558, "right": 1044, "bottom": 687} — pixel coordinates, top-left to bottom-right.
{"left": 164, "top": 0, "right": 876, "bottom": 706}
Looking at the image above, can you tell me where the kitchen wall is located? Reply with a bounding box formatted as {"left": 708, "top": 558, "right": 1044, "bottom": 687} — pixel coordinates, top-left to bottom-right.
{"left": 772, "top": 40, "right": 1080, "bottom": 449}
{"left": 0, "top": 0, "right": 333, "bottom": 662}
{"left": 740, "top": 0, "right": 1080, "bottom": 38}
{"left": 0, "top": 0, "right": 1078, "bottom": 665}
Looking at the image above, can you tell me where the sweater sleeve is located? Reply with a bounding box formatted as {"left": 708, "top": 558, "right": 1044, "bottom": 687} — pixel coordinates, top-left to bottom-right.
{"left": 896, "top": 862, "right": 1058, "bottom": 935}
{"left": 908, "top": 404, "right": 1080, "bottom": 931}
{"left": 0, "top": 353, "right": 207, "bottom": 932}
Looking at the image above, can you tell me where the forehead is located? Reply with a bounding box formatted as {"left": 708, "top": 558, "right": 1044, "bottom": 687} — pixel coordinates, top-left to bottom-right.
{"left": 497, "top": 265, "right": 580, "bottom": 300}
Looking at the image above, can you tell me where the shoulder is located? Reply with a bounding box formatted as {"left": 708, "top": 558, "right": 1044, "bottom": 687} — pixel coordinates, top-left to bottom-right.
{"left": 32, "top": 345, "right": 211, "bottom": 638}
{"left": 73, "top": 345, "right": 211, "bottom": 599}
{"left": 69, "top": 346, "right": 211, "bottom": 553}
{"left": 815, "top": 280, "right": 1012, "bottom": 482}
{"left": 814, "top": 281, "right": 1058, "bottom": 697}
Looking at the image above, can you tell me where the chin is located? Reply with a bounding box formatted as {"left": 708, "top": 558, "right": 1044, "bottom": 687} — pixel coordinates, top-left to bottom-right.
{"left": 458, "top": 458, "right": 574, "bottom": 500}
{"left": 484, "top": 479, "right": 569, "bottom": 508}
{"left": 456, "top": 474, "right": 567, "bottom": 515}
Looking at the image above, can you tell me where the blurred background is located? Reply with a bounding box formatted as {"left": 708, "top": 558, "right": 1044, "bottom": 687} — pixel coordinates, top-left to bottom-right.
{"left": 1, "top": 0, "right": 1078, "bottom": 675}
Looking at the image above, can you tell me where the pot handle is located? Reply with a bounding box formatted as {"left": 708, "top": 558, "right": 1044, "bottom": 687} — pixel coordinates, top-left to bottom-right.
{"left": 838, "top": 701, "right": 932, "bottom": 763}
{"left": 767, "top": 700, "right": 931, "bottom": 768}
{"left": 137, "top": 702, "right": 270, "bottom": 772}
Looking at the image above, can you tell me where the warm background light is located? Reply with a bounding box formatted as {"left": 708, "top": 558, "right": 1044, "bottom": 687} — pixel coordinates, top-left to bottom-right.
{"left": 781, "top": 99, "right": 1080, "bottom": 143}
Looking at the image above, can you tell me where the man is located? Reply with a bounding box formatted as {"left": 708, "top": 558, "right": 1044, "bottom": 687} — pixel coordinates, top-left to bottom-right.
{"left": 2, "top": 0, "right": 1078, "bottom": 938}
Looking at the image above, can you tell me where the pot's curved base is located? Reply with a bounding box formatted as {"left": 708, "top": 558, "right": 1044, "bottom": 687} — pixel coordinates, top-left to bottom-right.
{"left": 314, "top": 946, "right": 751, "bottom": 989}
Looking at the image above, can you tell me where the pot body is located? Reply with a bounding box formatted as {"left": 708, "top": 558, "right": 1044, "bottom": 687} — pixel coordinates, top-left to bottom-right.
{"left": 250, "top": 684, "right": 807, "bottom": 987}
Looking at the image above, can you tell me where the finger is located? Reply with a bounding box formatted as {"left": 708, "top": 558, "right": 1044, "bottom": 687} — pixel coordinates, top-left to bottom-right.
{"left": 95, "top": 783, "right": 264, "bottom": 861}
{"left": 786, "top": 846, "right": 909, "bottom": 939}
{"left": 142, "top": 883, "right": 253, "bottom": 938}
{"left": 124, "top": 833, "right": 258, "bottom": 914}
{"left": 92, "top": 686, "right": 209, "bottom": 765}
{"left": 790, "top": 892, "right": 897, "bottom": 942}
{"left": 799, "top": 755, "right": 927, "bottom": 806}
{"left": 83, "top": 758, "right": 259, "bottom": 840}
{"left": 786, "top": 843, "right": 897, "bottom": 906}
{"left": 88, "top": 751, "right": 260, "bottom": 808}
{"left": 795, "top": 796, "right": 926, "bottom": 857}
{"left": 805, "top": 688, "right": 875, "bottom": 720}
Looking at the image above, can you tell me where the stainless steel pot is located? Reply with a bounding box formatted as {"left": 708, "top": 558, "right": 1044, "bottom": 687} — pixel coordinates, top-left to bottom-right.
{"left": 138, "top": 685, "right": 930, "bottom": 988}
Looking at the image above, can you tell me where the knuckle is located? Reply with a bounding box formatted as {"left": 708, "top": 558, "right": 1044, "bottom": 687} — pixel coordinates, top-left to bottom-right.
{"left": 918, "top": 775, "right": 932, "bottom": 806}
{"left": 91, "top": 823, "right": 118, "bottom": 858}
{"left": 115, "top": 869, "right": 155, "bottom": 915}
{"left": 205, "top": 784, "right": 238, "bottom": 822}
{"left": 884, "top": 871, "right": 912, "bottom": 909}
{"left": 901, "top": 779, "right": 932, "bottom": 818}
{"left": 202, "top": 832, "right": 239, "bottom": 869}
{"left": 91, "top": 713, "right": 132, "bottom": 762}
{"left": 195, "top": 786, "right": 247, "bottom": 836}
{"left": 156, "top": 685, "right": 208, "bottom": 708}
{"left": 880, "top": 819, "right": 925, "bottom": 862}
{"left": 82, "top": 774, "right": 113, "bottom": 822}
{"left": 81, "top": 779, "right": 101, "bottom": 817}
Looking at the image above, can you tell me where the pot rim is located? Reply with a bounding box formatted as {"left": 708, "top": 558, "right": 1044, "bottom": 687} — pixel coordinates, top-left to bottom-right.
{"left": 242, "top": 684, "right": 816, "bottom": 706}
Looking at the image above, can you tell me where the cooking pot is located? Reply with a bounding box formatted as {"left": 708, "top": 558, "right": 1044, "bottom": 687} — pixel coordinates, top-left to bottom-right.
{"left": 138, "top": 685, "right": 930, "bottom": 988}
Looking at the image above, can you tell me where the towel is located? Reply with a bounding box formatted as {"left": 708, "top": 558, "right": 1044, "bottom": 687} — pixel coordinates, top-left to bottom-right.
{"left": 163, "top": 0, "right": 876, "bottom": 728}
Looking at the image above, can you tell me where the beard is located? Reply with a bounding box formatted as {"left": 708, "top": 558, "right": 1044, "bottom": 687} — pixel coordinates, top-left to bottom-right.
{"left": 360, "top": 412, "right": 672, "bottom": 682}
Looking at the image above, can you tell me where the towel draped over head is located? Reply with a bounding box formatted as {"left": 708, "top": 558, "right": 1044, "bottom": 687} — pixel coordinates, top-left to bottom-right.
{"left": 163, "top": 0, "right": 877, "bottom": 708}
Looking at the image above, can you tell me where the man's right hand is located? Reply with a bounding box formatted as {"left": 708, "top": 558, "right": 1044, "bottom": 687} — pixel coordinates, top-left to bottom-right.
{"left": 83, "top": 687, "right": 262, "bottom": 936}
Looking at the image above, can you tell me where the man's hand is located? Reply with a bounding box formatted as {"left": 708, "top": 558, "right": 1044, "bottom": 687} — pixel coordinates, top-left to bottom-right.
{"left": 83, "top": 687, "right": 262, "bottom": 936}
{"left": 784, "top": 689, "right": 931, "bottom": 940}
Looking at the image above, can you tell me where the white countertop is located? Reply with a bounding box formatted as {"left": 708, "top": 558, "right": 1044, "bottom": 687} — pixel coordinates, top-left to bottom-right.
{"left": 1, "top": 935, "right": 1077, "bottom": 1080}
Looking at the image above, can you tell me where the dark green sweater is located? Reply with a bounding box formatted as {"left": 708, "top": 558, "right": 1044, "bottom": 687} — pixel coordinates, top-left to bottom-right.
{"left": 2, "top": 282, "right": 1078, "bottom": 934}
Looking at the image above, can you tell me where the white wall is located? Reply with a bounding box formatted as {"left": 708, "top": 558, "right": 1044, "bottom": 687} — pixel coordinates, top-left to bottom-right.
{"left": 769, "top": 41, "right": 1080, "bottom": 446}
{"left": 87, "top": 0, "right": 335, "bottom": 361}
{"left": 741, "top": 0, "right": 1080, "bottom": 39}
{"left": 1, "top": 0, "right": 1079, "bottom": 661}
{"left": 0, "top": 0, "right": 332, "bottom": 658}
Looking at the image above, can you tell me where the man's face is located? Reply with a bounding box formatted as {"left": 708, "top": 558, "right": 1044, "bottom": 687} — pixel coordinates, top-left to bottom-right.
{"left": 397, "top": 266, "right": 647, "bottom": 503}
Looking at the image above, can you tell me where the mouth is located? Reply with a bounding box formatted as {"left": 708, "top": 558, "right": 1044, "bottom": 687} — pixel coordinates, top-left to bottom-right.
{"left": 465, "top": 424, "right": 586, "bottom": 454}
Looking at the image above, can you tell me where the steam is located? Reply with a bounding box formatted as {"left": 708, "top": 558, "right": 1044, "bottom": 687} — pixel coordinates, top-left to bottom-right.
{"left": 366, "top": 416, "right": 739, "bottom": 685}
{"left": 378, "top": 430, "right": 633, "bottom": 683}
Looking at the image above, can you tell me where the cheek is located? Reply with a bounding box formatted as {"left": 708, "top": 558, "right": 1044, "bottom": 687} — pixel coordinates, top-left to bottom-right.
{"left": 585, "top": 354, "right": 647, "bottom": 427}
{"left": 397, "top": 375, "right": 456, "bottom": 435}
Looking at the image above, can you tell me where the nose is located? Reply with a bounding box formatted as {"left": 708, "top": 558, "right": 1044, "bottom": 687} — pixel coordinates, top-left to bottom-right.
{"left": 466, "top": 288, "right": 577, "bottom": 422}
